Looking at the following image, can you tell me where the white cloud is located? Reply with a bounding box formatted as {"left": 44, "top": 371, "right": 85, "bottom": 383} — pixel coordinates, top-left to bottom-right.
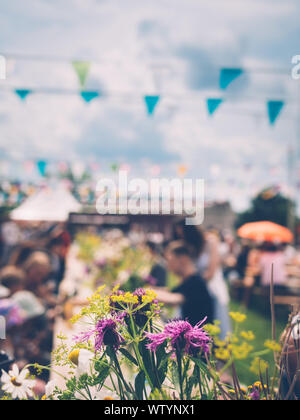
{"left": 0, "top": 0, "right": 299, "bottom": 209}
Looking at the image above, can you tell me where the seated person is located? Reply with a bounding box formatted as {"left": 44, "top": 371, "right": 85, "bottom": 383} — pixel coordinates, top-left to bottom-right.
{"left": 10, "top": 291, "right": 51, "bottom": 381}
{"left": 0, "top": 266, "right": 26, "bottom": 297}
{"left": 153, "top": 241, "right": 214, "bottom": 326}
{"left": 23, "top": 252, "right": 56, "bottom": 307}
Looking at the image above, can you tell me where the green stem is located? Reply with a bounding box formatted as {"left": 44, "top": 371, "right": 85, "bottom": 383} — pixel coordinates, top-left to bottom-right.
{"left": 196, "top": 365, "right": 202, "bottom": 398}
{"left": 110, "top": 349, "right": 131, "bottom": 396}
{"left": 128, "top": 312, "right": 154, "bottom": 391}
{"left": 176, "top": 350, "right": 184, "bottom": 400}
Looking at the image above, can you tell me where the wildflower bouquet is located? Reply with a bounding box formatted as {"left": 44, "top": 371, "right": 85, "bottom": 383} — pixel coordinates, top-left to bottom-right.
{"left": 40, "top": 286, "right": 215, "bottom": 400}
{"left": 1, "top": 285, "right": 299, "bottom": 400}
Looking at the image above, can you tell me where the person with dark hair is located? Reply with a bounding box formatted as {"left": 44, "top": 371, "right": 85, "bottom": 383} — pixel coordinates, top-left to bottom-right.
{"left": 152, "top": 241, "right": 214, "bottom": 326}
{"left": 145, "top": 241, "right": 167, "bottom": 287}
{"left": 246, "top": 241, "right": 288, "bottom": 289}
{"left": 47, "top": 235, "right": 68, "bottom": 294}
{"left": 235, "top": 240, "right": 251, "bottom": 280}
{"left": 7, "top": 242, "right": 36, "bottom": 268}
{"left": 0, "top": 266, "right": 25, "bottom": 296}
{"left": 172, "top": 220, "right": 230, "bottom": 339}
{"left": 172, "top": 219, "right": 205, "bottom": 258}
{"left": 258, "top": 241, "right": 287, "bottom": 287}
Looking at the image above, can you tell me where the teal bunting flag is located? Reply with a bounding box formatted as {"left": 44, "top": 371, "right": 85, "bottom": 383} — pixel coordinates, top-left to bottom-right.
{"left": 80, "top": 91, "right": 100, "bottom": 103}
{"left": 267, "top": 100, "right": 284, "bottom": 125}
{"left": 144, "top": 95, "right": 160, "bottom": 116}
{"left": 37, "top": 160, "right": 47, "bottom": 177}
{"left": 219, "top": 68, "right": 243, "bottom": 89}
{"left": 206, "top": 98, "right": 223, "bottom": 116}
{"left": 15, "top": 89, "right": 32, "bottom": 101}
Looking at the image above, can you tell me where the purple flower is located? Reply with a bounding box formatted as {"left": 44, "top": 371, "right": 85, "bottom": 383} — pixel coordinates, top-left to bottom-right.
{"left": 132, "top": 288, "right": 146, "bottom": 299}
{"left": 76, "top": 318, "right": 124, "bottom": 352}
{"left": 132, "top": 289, "right": 152, "bottom": 327}
{"left": 95, "top": 257, "right": 107, "bottom": 268}
{"left": 0, "top": 300, "right": 23, "bottom": 328}
{"left": 145, "top": 319, "right": 211, "bottom": 356}
{"left": 84, "top": 265, "right": 91, "bottom": 274}
{"left": 249, "top": 389, "right": 260, "bottom": 400}
{"left": 143, "top": 275, "right": 157, "bottom": 286}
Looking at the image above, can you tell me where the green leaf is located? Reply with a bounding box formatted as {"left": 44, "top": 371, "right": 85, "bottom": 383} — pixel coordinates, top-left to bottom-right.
{"left": 94, "top": 357, "right": 110, "bottom": 386}
{"left": 157, "top": 350, "right": 169, "bottom": 386}
{"left": 170, "top": 361, "right": 179, "bottom": 388}
{"left": 155, "top": 342, "right": 167, "bottom": 367}
{"left": 94, "top": 365, "right": 110, "bottom": 386}
{"left": 138, "top": 340, "right": 157, "bottom": 389}
{"left": 135, "top": 371, "right": 146, "bottom": 400}
{"left": 186, "top": 375, "right": 198, "bottom": 400}
{"left": 66, "top": 377, "right": 77, "bottom": 392}
{"left": 119, "top": 348, "right": 138, "bottom": 366}
{"left": 190, "top": 357, "right": 212, "bottom": 378}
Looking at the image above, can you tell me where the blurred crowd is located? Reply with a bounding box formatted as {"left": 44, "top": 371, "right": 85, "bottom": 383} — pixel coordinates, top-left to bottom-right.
{"left": 1, "top": 217, "right": 300, "bottom": 389}
{"left": 0, "top": 221, "right": 71, "bottom": 381}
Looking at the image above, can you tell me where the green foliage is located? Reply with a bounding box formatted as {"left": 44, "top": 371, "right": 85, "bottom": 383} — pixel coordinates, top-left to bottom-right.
{"left": 235, "top": 187, "right": 296, "bottom": 228}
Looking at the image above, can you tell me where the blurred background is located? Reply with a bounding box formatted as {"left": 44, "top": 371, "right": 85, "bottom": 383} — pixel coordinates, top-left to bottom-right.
{"left": 0, "top": 0, "right": 299, "bottom": 212}
{"left": 0, "top": 0, "right": 300, "bottom": 392}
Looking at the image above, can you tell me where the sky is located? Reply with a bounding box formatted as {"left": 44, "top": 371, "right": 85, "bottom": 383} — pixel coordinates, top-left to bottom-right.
{"left": 0, "top": 0, "right": 299, "bottom": 211}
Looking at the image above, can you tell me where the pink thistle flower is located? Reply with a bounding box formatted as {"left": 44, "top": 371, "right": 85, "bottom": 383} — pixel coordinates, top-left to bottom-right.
{"left": 75, "top": 318, "right": 124, "bottom": 352}
{"left": 146, "top": 318, "right": 211, "bottom": 356}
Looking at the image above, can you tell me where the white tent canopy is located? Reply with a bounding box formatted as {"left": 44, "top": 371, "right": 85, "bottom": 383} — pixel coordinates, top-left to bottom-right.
{"left": 11, "top": 186, "right": 82, "bottom": 222}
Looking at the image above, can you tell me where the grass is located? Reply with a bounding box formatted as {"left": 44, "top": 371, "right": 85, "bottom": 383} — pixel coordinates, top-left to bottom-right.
{"left": 229, "top": 300, "right": 288, "bottom": 385}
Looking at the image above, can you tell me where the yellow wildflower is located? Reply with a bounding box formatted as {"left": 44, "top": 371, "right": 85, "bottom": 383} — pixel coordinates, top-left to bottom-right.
{"left": 264, "top": 339, "right": 281, "bottom": 352}
{"left": 229, "top": 312, "right": 247, "bottom": 323}
{"left": 231, "top": 342, "right": 253, "bottom": 360}
{"left": 110, "top": 292, "right": 139, "bottom": 305}
{"left": 240, "top": 330, "right": 255, "bottom": 341}
{"left": 253, "top": 381, "right": 267, "bottom": 391}
{"left": 250, "top": 358, "right": 269, "bottom": 375}
{"left": 214, "top": 338, "right": 226, "bottom": 347}
{"left": 204, "top": 323, "right": 221, "bottom": 337}
{"left": 142, "top": 290, "right": 157, "bottom": 304}
{"left": 111, "top": 284, "right": 120, "bottom": 294}
{"left": 215, "top": 347, "right": 230, "bottom": 361}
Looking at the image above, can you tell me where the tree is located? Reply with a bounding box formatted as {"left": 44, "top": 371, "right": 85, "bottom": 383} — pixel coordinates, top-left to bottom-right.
{"left": 235, "top": 187, "right": 296, "bottom": 229}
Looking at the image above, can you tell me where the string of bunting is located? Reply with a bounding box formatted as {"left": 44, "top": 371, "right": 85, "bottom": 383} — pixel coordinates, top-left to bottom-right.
{"left": 0, "top": 55, "right": 290, "bottom": 124}
{"left": 0, "top": 157, "right": 287, "bottom": 181}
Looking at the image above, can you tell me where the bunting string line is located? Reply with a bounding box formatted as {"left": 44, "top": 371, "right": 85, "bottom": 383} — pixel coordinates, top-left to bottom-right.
{"left": 0, "top": 53, "right": 297, "bottom": 124}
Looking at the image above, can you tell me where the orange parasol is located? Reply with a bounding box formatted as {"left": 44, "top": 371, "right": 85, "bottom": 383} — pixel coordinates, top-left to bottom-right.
{"left": 237, "top": 221, "right": 293, "bottom": 243}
